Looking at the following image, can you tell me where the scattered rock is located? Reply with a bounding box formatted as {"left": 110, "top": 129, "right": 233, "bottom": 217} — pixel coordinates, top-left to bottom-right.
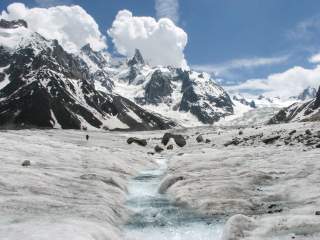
{"left": 21, "top": 160, "right": 31, "bottom": 167}
{"left": 161, "top": 133, "right": 173, "bottom": 145}
{"left": 127, "top": 137, "right": 147, "bottom": 146}
{"left": 316, "top": 144, "right": 320, "bottom": 148}
{"left": 262, "top": 135, "right": 281, "bottom": 144}
{"left": 306, "top": 129, "right": 312, "bottom": 135}
{"left": 205, "top": 139, "right": 211, "bottom": 143}
{"left": 224, "top": 138, "right": 241, "bottom": 147}
{"left": 167, "top": 144, "right": 174, "bottom": 150}
{"left": 161, "top": 133, "right": 186, "bottom": 147}
{"left": 196, "top": 134, "right": 204, "bottom": 143}
{"left": 289, "top": 130, "right": 297, "bottom": 135}
{"left": 174, "top": 134, "right": 187, "bottom": 147}
{"left": 155, "top": 145, "right": 164, "bottom": 153}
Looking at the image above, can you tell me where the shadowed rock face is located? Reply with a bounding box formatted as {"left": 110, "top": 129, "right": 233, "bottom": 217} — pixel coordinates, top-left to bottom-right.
{"left": 0, "top": 20, "right": 176, "bottom": 130}
{"left": 269, "top": 86, "right": 320, "bottom": 124}
{"left": 314, "top": 86, "right": 320, "bottom": 109}
{"left": 145, "top": 70, "right": 173, "bottom": 104}
{"left": 0, "top": 19, "right": 28, "bottom": 29}
{"left": 178, "top": 69, "right": 234, "bottom": 124}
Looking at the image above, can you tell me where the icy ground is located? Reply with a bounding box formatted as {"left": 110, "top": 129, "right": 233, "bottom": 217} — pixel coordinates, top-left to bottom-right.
{"left": 0, "top": 122, "right": 320, "bottom": 240}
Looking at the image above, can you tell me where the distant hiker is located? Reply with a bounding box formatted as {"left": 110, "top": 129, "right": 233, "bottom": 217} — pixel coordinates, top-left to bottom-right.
{"left": 86, "top": 135, "right": 89, "bottom": 141}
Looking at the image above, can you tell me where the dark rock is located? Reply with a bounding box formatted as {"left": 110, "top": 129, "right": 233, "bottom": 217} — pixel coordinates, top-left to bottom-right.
{"left": 315, "top": 144, "right": 320, "bottom": 148}
{"left": 224, "top": 138, "right": 241, "bottom": 147}
{"left": 305, "top": 129, "right": 312, "bottom": 135}
{"left": 239, "top": 130, "right": 243, "bottom": 135}
{"left": 161, "top": 133, "right": 186, "bottom": 147}
{"left": 289, "top": 130, "right": 297, "bottom": 135}
{"left": 147, "top": 152, "right": 155, "bottom": 155}
{"left": 315, "top": 211, "right": 320, "bottom": 216}
{"left": 314, "top": 86, "right": 320, "bottom": 109}
{"left": 0, "top": 19, "right": 28, "bottom": 29}
{"left": 144, "top": 70, "right": 173, "bottom": 104}
{"left": 162, "top": 133, "right": 172, "bottom": 145}
{"left": 127, "top": 137, "right": 147, "bottom": 146}
{"left": 205, "top": 139, "right": 211, "bottom": 143}
{"left": 262, "top": 135, "right": 281, "bottom": 144}
{"left": 167, "top": 144, "right": 174, "bottom": 150}
{"left": 22, "top": 160, "right": 31, "bottom": 167}
{"left": 155, "top": 145, "right": 164, "bottom": 153}
{"left": 196, "top": 134, "right": 204, "bottom": 143}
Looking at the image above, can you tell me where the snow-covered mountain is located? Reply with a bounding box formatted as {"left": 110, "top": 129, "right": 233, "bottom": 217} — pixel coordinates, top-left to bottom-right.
{"left": 81, "top": 48, "right": 234, "bottom": 126}
{"left": 290, "top": 86, "right": 318, "bottom": 101}
{"left": 0, "top": 19, "right": 176, "bottom": 130}
{"left": 269, "top": 86, "right": 320, "bottom": 124}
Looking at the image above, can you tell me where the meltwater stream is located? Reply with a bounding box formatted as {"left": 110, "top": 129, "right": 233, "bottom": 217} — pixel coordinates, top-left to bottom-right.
{"left": 123, "top": 155, "right": 224, "bottom": 240}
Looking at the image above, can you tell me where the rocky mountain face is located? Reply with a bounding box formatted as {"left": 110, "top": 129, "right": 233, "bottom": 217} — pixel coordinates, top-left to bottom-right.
{"left": 0, "top": 20, "right": 176, "bottom": 130}
{"left": 83, "top": 48, "right": 234, "bottom": 125}
{"left": 232, "top": 95, "right": 256, "bottom": 108}
{"left": 291, "top": 87, "right": 317, "bottom": 101}
{"left": 269, "top": 86, "right": 320, "bottom": 124}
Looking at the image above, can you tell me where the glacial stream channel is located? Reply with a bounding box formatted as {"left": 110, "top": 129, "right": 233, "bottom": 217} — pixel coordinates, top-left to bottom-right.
{"left": 123, "top": 155, "right": 224, "bottom": 240}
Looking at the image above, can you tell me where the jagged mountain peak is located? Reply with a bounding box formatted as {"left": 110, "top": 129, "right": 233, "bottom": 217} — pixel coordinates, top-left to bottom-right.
{"left": 128, "top": 49, "right": 145, "bottom": 66}
{"left": 0, "top": 20, "right": 177, "bottom": 130}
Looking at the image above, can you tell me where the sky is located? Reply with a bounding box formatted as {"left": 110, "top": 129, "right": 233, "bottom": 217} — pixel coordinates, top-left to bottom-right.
{"left": 1, "top": 0, "right": 320, "bottom": 98}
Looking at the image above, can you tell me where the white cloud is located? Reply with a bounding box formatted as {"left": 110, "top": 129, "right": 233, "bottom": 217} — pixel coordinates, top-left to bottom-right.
{"left": 228, "top": 65, "right": 320, "bottom": 99}
{"left": 309, "top": 53, "right": 320, "bottom": 63}
{"left": 155, "top": 0, "right": 179, "bottom": 23}
{"left": 0, "top": 3, "right": 106, "bottom": 53}
{"left": 108, "top": 10, "right": 188, "bottom": 68}
{"left": 192, "top": 56, "right": 288, "bottom": 76}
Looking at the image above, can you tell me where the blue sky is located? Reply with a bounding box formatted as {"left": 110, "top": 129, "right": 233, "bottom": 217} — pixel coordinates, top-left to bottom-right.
{"left": 1, "top": 0, "right": 320, "bottom": 96}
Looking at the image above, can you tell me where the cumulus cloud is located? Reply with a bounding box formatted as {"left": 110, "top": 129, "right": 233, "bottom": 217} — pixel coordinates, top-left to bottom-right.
{"left": 192, "top": 56, "right": 288, "bottom": 76}
{"left": 228, "top": 65, "right": 320, "bottom": 99}
{"left": 0, "top": 3, "right": 106, "bottom": 53}
{"left": 155, "top": 0, "right": 179, "bottom": 23}
{"left": 309, "top": 53, "right": 320, "bottom": 63}
{"left": 108, "top": 10, "right": 188, "bottom": 68}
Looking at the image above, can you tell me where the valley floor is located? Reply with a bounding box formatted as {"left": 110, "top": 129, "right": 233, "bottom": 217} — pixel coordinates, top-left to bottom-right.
{"left": 0, "top": 122, "right": 320, "bottom": 240}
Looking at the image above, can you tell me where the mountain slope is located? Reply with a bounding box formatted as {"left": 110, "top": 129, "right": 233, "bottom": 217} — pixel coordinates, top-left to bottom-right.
{"left": 269, "top": 86, "right": 320, "bottom": 124}
{"left": 81, "top": 48, "right": 234, "bottom": 126}
{"left": 0, "top": 19, "right": 176, "bottom": 130}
